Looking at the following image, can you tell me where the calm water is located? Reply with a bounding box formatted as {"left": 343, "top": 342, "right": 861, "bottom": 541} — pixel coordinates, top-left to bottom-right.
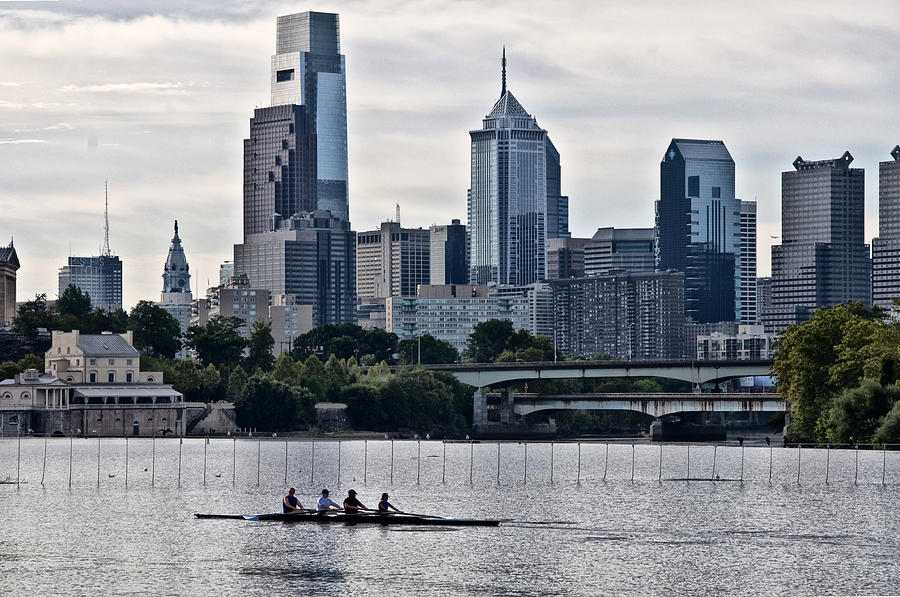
{"left": 2, "top": 437, "right": 900, "bottom": 596}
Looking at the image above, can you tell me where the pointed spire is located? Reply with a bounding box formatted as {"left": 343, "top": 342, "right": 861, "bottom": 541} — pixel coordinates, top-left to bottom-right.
{"left": 174, "top": 219, "right": 179, "bottom": 237}
{"left": 501, "top": 46, "right": 507, "bottom": 97}
{"left": 101, "top": 179, "right": 112, "bottom": 257}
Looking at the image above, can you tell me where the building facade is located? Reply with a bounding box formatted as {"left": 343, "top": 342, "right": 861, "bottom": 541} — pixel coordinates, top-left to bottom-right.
{"left": 546, "top": 237, "right": 588, "bottom": 280}
{"left": 551, "top": 271, "right": 687, "bottom": 361}
{"left": 584, "top": 228, "right": 655, "bottom": 277}
{"left": 545, "top": 138, "right": 570, "bottom": 239}
{"left": 468, "top": 52, "right": 549, "bottom": 286}
{"left": 739, "top": 200, "right": 758, "bottom": 324}
{"left": 429, "top": 219, "right": 467, "bottom": 285}
{"left": 58, "top": 256, "right": 123, "bottom": 312}
{"left": 768, "top": 152, "right": 871, "bottom": 331}
{"left": 696, "top": 324, "right": 774, "bottom": 360}
{"left": 872, "top": 145, "right": 900, "bottom": 310}
{"left": 270, "top": 11, "right": 349, "bottom": 221}
{"left": 357, "top": 218, "right": 430, "bottom": 299}
{"left": 657, "top": 139, "right": 741, "bottom": 323}
{"left": 158, "top": 221, "right": 193, "bottom": 333}
{"left": 0, "top": 240, "right": 19, "bottom": 326}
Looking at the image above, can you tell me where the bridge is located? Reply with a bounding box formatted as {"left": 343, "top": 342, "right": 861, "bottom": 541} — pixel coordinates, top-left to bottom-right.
{"left": 512, "top": 393, "right": 785, "bottom": 417}
{"left": 427, "top": 359, "right": 772, "bottom": 388}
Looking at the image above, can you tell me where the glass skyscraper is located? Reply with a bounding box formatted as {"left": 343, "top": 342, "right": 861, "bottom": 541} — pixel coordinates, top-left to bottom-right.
{"left": 270, "top": 12, "right": 349, "bottom": 221}
{"left": 468, "top": 52, "right": 550, "bottom": 286}
{"left": 657, "top": 138, "right": 742, "bottom": 323}
{"left": 872, "top": 145, "right": 900, "bottom": 310}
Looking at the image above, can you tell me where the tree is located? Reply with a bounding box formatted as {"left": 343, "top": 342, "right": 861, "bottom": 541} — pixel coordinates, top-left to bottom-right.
{"left": 127, "top": 300, "right": 182, "bottom": 358}
{"left": 397, "top": 334, "right": 459, "bottom": 365}
{"left": 827, "top": 379, "right": 900, "bottom": 444}
{"left": 272, "top": 352, "right": 301, "bottom": 386}
{"left": 235, "top": 373, "right": 316, "bottom": 431}
{"left": 0, "top": 361, "right": 20, "bottom": 381}
{"left": 466, "top": 319, "right": 516, "bottom": 363}
{"left": 225, "top": 366, "right": 248, "bottom": 402}
{"left": 183, "top": 316, "right": 248, "bottom": 368}
{"left": 244, "top": 320, "right": 275, "bottom": 372}
{"left": 12, "top": 294, "right": 55, "bottom": 339}
{"left": 85, "top": 308, "right": 128, "bottom": 334}
{"left": 169, "top": 359, "right": 202, "bottom": 401}
{"left": 57, "top": 284, "right": 92, "bottom": 321}
{"left": 199, "top": 363, "right": 223, "bottom": 403}
{"left": 292, "top": 323, "right": 398, "bottom": 364}
{"left": 299, "top": 354, "right": 328, "bottom": 400}
{"left": 873, "top": 402, "right": 900, "bottom": 444}
{"left": 342, "top": 383, "right": 385, "bottom": 429}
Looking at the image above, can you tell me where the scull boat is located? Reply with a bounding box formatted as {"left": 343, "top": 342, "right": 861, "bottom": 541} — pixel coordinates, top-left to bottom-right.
{"left": 195, "top": 511, "right": 499, "bottom": 527}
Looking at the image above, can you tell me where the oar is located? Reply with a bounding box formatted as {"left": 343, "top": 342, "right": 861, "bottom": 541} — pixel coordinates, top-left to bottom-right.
{"left": 389, "top": 511, "right": 445, "bottom": 519}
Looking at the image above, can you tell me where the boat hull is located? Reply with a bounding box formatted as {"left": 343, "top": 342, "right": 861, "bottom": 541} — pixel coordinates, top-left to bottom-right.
{"left": 195, "top": 512, "right": 500, "bottom": 527}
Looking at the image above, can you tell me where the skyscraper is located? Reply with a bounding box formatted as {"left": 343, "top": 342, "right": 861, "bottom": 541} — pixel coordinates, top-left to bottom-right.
{"left": 158, "top": 220, "right": 192, "bottom": 333}
{"left": 429, "top": 219, "right": 467, "bottom": 285}
{"left": 357, "top": 215, "right": 430, "bottom": 299}
{"left": 768, "top": 152, "right": 870, "bottom": 331}
{"left": 584, "top": 228, "right": 655, "bottom": 277}
{"left": 872, "top": 145, "right": 900, "bottom": 310}
{"left": 657, "top": 138, "right": 742, "bottom": 323}
{"left": 270, "top": 12, "right": 349, "bottom": 221}
{"left": 468, "top": 50, "right": 549, "bottom": 286}
{"left": 739, "top": 200, "right": 758, "bottom": 324}
{"left": 545, "top": 138, "right": 570, "bottom": 239}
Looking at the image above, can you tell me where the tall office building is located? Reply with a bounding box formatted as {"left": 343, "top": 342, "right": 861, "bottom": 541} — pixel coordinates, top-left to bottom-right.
{"left": 219, "top": 261, "right": 234, "bottom": 286}
{"left": 872, "top": 146, "right": 900, "bottom": 310}
{"left": 584, "top": 228, "right": 656, "bottom": 277}
{"left": 430, "top": 219, "right": 467, "bottom": 285}
{"left": 158, "top": 221, "right": 192, "bottom": 333}
{"left": 58, "top": 190, "right": 122, "bottom": 312}
{"left": 357, "top": 214, "right": 430, "bottom": 299}
{"left": 545, "top": 138, "right": 570, "bottom": 239}
{"left": 769, "top": 152, "right": 870, "bottom": 331}
{"left": 0, "top": 240, "right": 19, "bottom": 326}
{"left": 270, "top": 12, "right": 349, "bottom": 221}
{"left": 546, "top": 237, "right": 588, "bottom": 280}
{"left": 468, "top": 50, "right": 550, "bottom": 286}
{"left": 739, "top": 200, "right": 758, "bottom": 324}
{"left": 657, "top": 139, "right": 741, "bottom": 323}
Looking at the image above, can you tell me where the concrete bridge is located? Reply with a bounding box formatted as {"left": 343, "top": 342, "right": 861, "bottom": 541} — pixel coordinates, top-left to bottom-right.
{"left": 427, "top": 359, "right": 772, "bottom": 389}
{"left": 512, "top": 393, "right": 785, "bottom": 417}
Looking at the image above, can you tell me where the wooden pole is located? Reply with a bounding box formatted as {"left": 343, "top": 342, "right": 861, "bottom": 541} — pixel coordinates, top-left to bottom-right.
{"left": 740, "top": 445, "right": 744, "bottom": 483}
{"left": 311, "top": 440, "right": 316, "bottom": 485}
{"left": 469, "top": 440, "right": 474, "bottom": 485}
{"left": 496, "top": 442, "right": 501, "bottom": 485}
{"left": 854, "top": 445, "right": 859, "bottom": 486}
{"left": 363, "top": 440, "right": 368, "bottom": 485}
{"left": 178, "top": 438, "right": 183, "bottom": 488}
{"left": 441, "top": 441, "right": 446, "bottom": 484}
{"left": 825, "top": 445, "right": 830, "bottom": 484}
{"left": 17, "top": 433, "right": 22, "bottom": 487}
{"left": 711, "top": 444, "right": 717, "bottom": 481}
{"left": 576, "top": 442, "right": 581, "bottom": 485}
{"left": 658, "top": 443, "right": 663, "bottom": 483}
{"left": 390, "top": 439, "right": 394, "bottom": 485}
{"left": 686, "top": 444, "right": 690, "bottom": 481}
{"left": 284, "top": 440, "right": 288, "bottom": 484}
{"left": 40, "top": 434, "right": 48, "bottom": 486}
{"left": 96, "top": 435, "right": 101, "bottom": 487}
{"left": 631, "top": 443, "right": 635, "bottom": 483}
{"left": 768, "top": 443, "right": 773, "bottom": 485}
{"left": 603, "top": 443, "right": 609, "bottom": 482}
{"left": 125, "top": 436, "right": 129, "bottom": 489}
{"left": 232, "top": 438, "right": 236, "bottom": 486}
{"left": 68, "top": 435, "right": 73, "bottom": 489}
{"left": 523, "top": 442, "right": 528, "bottom": 485}
{"left": 202, "top": 437, "right": 206, "bottom": 486}
{"left": 550, "top": 442, "right": 555, "bottom": 485}
{"left": 151, "top": 436, "right": 156, "bottom": 487}
{"left": 417, "top": 440, "right": 421, "bottom": 485}
{"left": 797, "top": 443, "right": 801, "bottom": 485}
{"left": 256, "top": 439, "right": 261, "bottom": 487}
{"left": 883, "top": 444, "right": 887, "bottom": 486}
{"left": 337, "top": 440, "right": 342, "bottom": 485}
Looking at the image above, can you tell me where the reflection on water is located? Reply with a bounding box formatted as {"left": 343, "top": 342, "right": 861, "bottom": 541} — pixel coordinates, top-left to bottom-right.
{"left": 1, "top": 438, "right": 900, "bottom": 596}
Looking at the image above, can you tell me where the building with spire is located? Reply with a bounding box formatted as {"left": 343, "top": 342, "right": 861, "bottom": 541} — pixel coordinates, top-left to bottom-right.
{"left": 58, "top": 183, "right": 122, "bottom": 311}
{"left": 468, "top": 49, "right": 556, "bottom": 286}
{"left": 356, "top": 205, "right": 430, "bottom": 300}
{"left": 158, "top": 220, "right": 192, "bottom": 333}
{"left": 0, "top": 239, "right": 19, "bottom": 327}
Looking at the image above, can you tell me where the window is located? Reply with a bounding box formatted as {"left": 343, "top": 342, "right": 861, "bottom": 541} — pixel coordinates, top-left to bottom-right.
{"left": 126, "top": 372, "right": 133, "bottom": 383}
{"left": 126, "top": 359, "right": 133, "bottom": 365}
{"left": 90, "top": 359, "right": 96, "bottom": 365}
{"left": 108, "top": 372, "right": 115, "bottom": 382}
{"left": 108, "top": 359, "right": 115, "bottom": 366}
{"left": 712, "top": 186, "right": 721, "bottom": 199}
{"left": 89, "top": 372, "right": 96, "bottom": 383}
{"left": 276, "top": 68, "right": 294, "bottom": 82}
{"left": 688, "top": 176, "right": 700, "bottom": 197}
{"left": 147, "top": 377, "right": 154, "bottom": 382}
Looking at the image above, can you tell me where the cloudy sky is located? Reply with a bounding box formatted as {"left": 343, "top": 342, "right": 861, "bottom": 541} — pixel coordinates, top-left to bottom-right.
{"left": 1, "top": 0, "right": 899, "bottom": 309}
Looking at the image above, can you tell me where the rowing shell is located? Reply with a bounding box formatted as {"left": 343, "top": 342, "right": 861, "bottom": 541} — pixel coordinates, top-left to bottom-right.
{"left": 195, "top": 512, "right": 500, "bottom": 527}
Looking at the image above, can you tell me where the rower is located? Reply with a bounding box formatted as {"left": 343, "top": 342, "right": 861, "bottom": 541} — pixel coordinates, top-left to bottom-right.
{"left": 342, "top": 489, "right": 368, "bottom": 514}
{"left": 377, "top": 492, "right": 402, "bottom": 514}
{"left": 317, "top": 488, "right": 340, "bottom": 512}
{"left": 282, "top": 487, "right": 304, "bottom": 514}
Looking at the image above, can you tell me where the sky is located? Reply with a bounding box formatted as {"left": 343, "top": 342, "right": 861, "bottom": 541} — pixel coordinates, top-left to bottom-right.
{"left": 1, "top": 0, "right": 899, "bottom": 310}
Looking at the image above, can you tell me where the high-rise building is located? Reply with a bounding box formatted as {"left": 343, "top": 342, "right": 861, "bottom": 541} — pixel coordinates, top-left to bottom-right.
{"left": 584, "top": 227, "right": 656, "bottom": 277}
{"left": 0, "top": 240, "right": 19, "bottom": 326}
{"left": 243, "top": 104, "right": 317, "bottom": 238}
{"left": 356, "top": 215, "right": 430, "bottom": 299}
{"left": 429, "top": 219, "right": 467, "bottom": 285}
{"left": 219, "top": 261, "right": 234, "bottom": 286}
{"left": 768, "top": 152, "right": 870, "bottom": 331}
{"left": 551, "top": 271, "right": 687, "bottom": 360}
{"left": 739, "top": 200, "right": 758, "bottom": 324}
{"left": 872, "top": 145, "right": 900, "bottom": 310}
{"left": 657, "top": 139, "right": 741, "bottom": 323}
{"left": 234, "top": 210, "right": 355, "bottom": 327}
{"left": 546, "top": 237, "right": 588, "bottom": 280}
{"left": 270, "top": 12, "right": 349, "bottom": 221}
{"left": 545, "top": 138, "right": 570, "bottom": 239}
{"left": 158, "top": 221, "right": 192, "bottom": 333}
{"left": 468, "top": 50, "right": 550, "bottom": 286}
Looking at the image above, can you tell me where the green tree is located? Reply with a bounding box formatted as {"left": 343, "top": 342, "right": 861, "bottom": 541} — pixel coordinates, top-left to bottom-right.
{"left": 341, "top": 382, "right": 385, "bottom": 429}
{"left": 127, "top": 300, "right": 182, "bottom": 358}
{"left": 300, "top": 354, "right": 328, "bottom": 400}
{"left": 57, "top": 284, "right": 92, "bottom": 322}
{"left": 184, "top": 316, "right": 248, "bottom": 368}
{"left": 85, "top": 308, "right": 128, "bottom": 334}
{"left": 272, "top": 352, "right": 301, "bottom": 386}
{"left": 379, "top": 368, "right": 465, "bottom": 434}
{"left": 199, "top": 363, "right": 223, "bottom": 402}
{"left": 169, "top": 359, "right": 202, "bottom": 401}
{"left": 827, "top": 379, "right": 900, "bottom": 444}
{"left": 466, "top": 319, "right": 516, "bottom": 362}
{"left": 235, "top": 373, "right": 316, "bottom": 431}
{"left": 397, "top": 334, "right": 459, "bottom": 365}
{"left": 12, "top": 294, "right": 55, "bottom": 339}
{"left": 873, "top": 402, "right": 900, "bottom": 444}
{"left": 226, "top": 366, "right": 248, "bottom": 402}
{"left": 244, "top": 320, "right": 275, "bottom": 372}
{"left": 0, "top": 361, "right": 20, "bottom": 380}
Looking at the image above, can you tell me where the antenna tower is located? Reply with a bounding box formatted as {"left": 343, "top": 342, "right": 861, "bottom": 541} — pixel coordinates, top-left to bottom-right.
{"left": 102, "top": 180, "right": 112, "bottom": 257}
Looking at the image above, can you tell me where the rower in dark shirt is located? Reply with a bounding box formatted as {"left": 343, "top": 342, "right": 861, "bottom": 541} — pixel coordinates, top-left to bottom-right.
{"left": 282, "top": 487, "right": 304, "bottom": 514}
{"left": 378, "top": 492, "right": 402, "bottom": 513}
{"left": 342, "top": 489, "right": 368, "bottom": 513}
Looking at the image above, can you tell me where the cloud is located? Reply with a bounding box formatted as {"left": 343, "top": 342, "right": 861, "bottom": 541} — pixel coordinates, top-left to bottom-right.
{"left": 59, "top": 81, "right": 192, "bottom": 94}
{"left": 0, "top": 138, "right": 48, "bottom": 144}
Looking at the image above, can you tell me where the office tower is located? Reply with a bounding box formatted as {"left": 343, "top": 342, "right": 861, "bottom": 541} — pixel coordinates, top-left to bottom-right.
{"left": 0, "top": 240, "right": 19, "bottom": 326}
{"left": 546, "top": 237, "right": 588, "bottom": 279}
{"left": 657, "top": 139, "right": 741, "bottom": 323}
{"left": 739, "top": 200, "right": 758, "bottom": 324}
{"left": 234, "top": 210, "right": 355, "bottom": 327}
{"left": 58, "top": 190, "right": 122, "bottom": 311}
{"left": 584, "top": 228, "right": 656, "bottom": 277}
{"left": 357, "top": 214, "right": 430, "bottom": 299}
{"left": 872, "top": 146, "right": 900, "bottom": 310}
{"left": 243, "top": 105, "right": 317, "bottom": 238}
{"left": 545, "top": 138, "right": 570, "bottom": 239}
{"left": 271, "top": 12, "right": 349, "bottom": 221}
{"left": 158, "top": 220, "right": 192, "bottom": 333}
{"left": 468, "top": 50, "right": 549, "bottom": 286}
{"left": 219, "top": 261, "right": 234, "bottom": 286}
{"left": 551, "top": 271, "right": 686, "bottom": 360}
{"left": 769, "top": 152, "right": 870, "bottom": 331}
{"left": 430, "top": 219, "right": 467, "bottom": 285}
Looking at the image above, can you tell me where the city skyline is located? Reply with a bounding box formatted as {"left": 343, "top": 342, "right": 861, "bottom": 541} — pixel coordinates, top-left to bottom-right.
{"left": 1, "top": 0, "right": 898, "bottom": 308}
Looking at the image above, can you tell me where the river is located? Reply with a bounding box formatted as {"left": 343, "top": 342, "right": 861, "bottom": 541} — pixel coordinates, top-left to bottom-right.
{"left": 1, "top": 437, "right": 899, "bottom": 596}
